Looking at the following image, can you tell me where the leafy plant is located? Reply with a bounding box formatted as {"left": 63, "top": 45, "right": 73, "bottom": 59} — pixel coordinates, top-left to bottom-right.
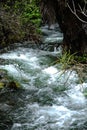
{"left": 21, "top": 1, "right": 41, "bottom": 26}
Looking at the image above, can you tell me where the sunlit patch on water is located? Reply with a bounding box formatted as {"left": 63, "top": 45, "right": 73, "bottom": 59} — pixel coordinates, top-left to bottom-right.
{"left": 42, "top": 67, "right": 79, "bottom": 88}
{"left": 0, "top": 64, "right": 20, "bottom": 77}
{"left": 43, "top": 66, "right": 58, "bottom": 75}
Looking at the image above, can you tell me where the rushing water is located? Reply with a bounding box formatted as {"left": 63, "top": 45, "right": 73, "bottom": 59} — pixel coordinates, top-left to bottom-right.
{"left": 0, "top": 25, "right": 87, "bottom": 130}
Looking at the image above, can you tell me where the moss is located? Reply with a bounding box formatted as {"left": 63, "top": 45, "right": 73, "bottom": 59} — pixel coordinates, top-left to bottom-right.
{"left": 7, "top": 81, "right": 20, "bottom": 90}
{"left": 0, "top": 82, "right": 5, "bottom": 89}
{"left": 0, "top": 69, "right": 21, "bottom": 90}
{"left": 0, "top": 81, "right": 21, "bottom": 90}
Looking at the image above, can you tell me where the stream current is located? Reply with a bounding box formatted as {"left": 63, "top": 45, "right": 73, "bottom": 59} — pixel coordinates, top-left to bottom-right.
{"left": 0, "top": 25, "right": 87, "bottom": 130}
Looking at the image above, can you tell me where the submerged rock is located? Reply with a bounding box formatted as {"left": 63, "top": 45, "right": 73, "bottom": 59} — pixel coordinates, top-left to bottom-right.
{"left": 0, "top": 69, "right": 20, "bottom": 90}
{"left": 0, "top": 69, "right": 8, "bottom": 89}
{"left": 7, "top": 81, "right": 20, "bottom": 90}
{"left": 0, "top": 111, "right": 13, "bottom": 130}
{"left": 0, "top": 82, "right": 4, "bottom": 88}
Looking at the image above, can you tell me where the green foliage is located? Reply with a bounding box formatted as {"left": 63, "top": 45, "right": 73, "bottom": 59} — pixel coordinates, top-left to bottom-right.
{"left": 75, "top": 54, "right": 87, "bottom": 63}
{"left": 21, "top": 1, "right": 41, "bottom": 27}
{"left": 2, "top": 0, "right": 41, "bottom": 27}
{"left": 54, "top": 51, "right": 87, "bottom": 85}
{"left": 55, "top": 51, "right": 87, "bottom": 70}
{"left": 0, "top": 0, "right": 41, "bottom": 46}
{"left": 59, "top": 52, "right": 75, "bottom": 69}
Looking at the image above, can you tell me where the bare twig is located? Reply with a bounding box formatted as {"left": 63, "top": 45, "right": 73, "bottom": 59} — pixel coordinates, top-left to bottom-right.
{"left": 67, "top": 0, "right": 87, "bottom": 24}
{"left": 78, "top": 4, "right": 87, "bottom": 17}
{"left": 72, "top": 0, "right": 76, "bottom": 13}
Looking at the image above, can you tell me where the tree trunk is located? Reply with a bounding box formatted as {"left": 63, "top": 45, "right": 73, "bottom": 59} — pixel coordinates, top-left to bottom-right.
{"left": 40, "top": 0, "right": 87, "bottom": 55}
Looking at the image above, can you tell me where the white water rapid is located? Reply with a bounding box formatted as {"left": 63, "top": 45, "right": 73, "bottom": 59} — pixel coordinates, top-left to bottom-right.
{"left": 0, "top": 25, "right": 87, "bottom": 130}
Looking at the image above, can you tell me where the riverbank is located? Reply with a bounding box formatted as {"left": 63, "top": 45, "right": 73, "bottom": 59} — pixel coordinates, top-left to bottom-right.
{"left": 0, "top": 1, "right": 41, "bottom": 48}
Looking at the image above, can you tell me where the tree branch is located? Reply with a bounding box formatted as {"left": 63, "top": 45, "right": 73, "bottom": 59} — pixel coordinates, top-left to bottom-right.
{"left": 78, "top": 4, "right": 87, "bottom": 17}
{"left": 67, "top": 0, "right": 87, "bottom": 24}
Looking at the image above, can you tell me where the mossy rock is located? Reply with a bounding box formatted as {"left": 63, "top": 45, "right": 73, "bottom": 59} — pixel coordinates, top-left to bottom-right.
{"left": 7, "top": 81, "right": 20, "bottom": 90}
{"left": 0, "top": 81, "right": 21, "bottom": 90}
{"left": 0, "top": 82, "right": 5, "bottom": 89}
{"left": 0, "top": 69, "right": 8, "bottom": 89}
{"left": 0, "top": 69, "right": 21, "bottom": 90}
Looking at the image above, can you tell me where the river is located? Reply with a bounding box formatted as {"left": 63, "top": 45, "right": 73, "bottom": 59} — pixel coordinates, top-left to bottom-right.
{"left": 0, "top": 24, "right": 87, "bottom": 130}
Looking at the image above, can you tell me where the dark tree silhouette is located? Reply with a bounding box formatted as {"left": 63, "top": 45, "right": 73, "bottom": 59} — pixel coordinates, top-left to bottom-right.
{"left": 40, "top": 0, "right": 87, "bottom": 55}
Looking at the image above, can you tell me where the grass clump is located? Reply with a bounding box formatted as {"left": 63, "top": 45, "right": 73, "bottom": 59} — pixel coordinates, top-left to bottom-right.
{"left": 54, "top": 51, "right": 87, "bottom": 85}
{"left": 56, "top": 51, "right": 87, "bottom": 70}
{"left": 59, "top": 51, "right": 75, "bottom": 69}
